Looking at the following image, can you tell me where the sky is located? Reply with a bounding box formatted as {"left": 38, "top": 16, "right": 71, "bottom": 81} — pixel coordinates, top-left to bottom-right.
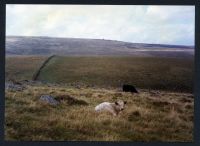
{"left": 6, "top": 5, "right": 195, "bottom": 45}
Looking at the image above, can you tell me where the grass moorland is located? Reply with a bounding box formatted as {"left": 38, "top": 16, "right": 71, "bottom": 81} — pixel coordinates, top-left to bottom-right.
{"left": 5, "top": 56, "right": 48, "bottom": 81}
{"left": 5, "top": 84, "right": 193, "bottom": 141}
{"left": 38, "top": 56, "right": 194, "bottom": 93}
{"left": 5, "top": 55, "right": 194, "bottom": 141}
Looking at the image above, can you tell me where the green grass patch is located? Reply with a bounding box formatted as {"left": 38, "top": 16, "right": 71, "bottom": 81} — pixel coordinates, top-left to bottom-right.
{"left": 37, "top": 56, "right": 194, "bottom": 92}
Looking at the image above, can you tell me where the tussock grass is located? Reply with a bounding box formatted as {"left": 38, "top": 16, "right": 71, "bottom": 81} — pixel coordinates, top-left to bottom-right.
{"left": 5, "top": 56, "right": 194, "bottom": 141}
{"left": 5, "top": 85, "right": 193, "bottom": 141}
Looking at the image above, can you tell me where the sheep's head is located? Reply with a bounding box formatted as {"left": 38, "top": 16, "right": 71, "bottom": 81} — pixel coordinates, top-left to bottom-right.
{"left": 115, "top": 100, "right": 127, "bottom": 111}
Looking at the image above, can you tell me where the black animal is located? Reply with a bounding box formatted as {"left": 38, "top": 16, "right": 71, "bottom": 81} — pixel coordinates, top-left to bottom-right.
{"left": 122, "top": 84, "right": 138, "bottom": 93}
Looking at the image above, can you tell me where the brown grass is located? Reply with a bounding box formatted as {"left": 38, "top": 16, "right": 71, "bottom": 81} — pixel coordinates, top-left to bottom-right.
{"left": 5, "top": 84, "right": 194, "bottom": 141}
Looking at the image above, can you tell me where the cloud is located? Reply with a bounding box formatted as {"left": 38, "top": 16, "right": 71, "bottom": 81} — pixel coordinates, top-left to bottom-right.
{"left": 6, "top": 5, "right": 194, "bottom": 45}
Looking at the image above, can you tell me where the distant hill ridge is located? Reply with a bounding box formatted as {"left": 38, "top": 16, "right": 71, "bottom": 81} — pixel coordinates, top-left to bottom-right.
{"left": 6, "top": 36, "right": 194, "bottom": 58}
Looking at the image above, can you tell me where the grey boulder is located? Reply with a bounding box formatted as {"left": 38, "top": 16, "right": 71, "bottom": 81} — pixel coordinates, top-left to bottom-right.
{"left": 40, "top": 95, "right": 59, "bottom": 105}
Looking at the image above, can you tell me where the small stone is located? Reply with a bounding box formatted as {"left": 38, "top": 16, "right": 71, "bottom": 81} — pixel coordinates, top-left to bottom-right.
{"left": 40, "top": 95, "right": 59, "bottom": 105}
{"left": 5, "top": 82, "right": 26, "bottom": 91}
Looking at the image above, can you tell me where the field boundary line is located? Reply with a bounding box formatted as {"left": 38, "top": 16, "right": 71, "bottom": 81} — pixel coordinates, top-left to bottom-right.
{"left": 32, "top": 55, "right": 55, "bottom": 81}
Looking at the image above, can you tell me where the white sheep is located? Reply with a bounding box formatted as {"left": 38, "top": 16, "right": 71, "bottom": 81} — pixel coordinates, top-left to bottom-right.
{"left": 95, "top": 100, "right": 127, "bottom": 116}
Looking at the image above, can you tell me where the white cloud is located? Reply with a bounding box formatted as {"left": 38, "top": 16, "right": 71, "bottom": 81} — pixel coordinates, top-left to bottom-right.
{"left": 6, "top": 5, "right": 194, "bottom": 45}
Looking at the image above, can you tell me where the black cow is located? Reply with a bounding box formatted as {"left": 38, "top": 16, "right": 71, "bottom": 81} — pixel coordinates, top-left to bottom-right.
{"left": 122, "top": 84, "right": 138, "bottom": 93}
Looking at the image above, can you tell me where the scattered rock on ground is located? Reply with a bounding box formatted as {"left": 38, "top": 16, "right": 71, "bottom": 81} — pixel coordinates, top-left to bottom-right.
{"left": 40, "top": 95, "right": 59, "bottom": 105}
{"left": 5, "top": 82, "right": 26, "bottom": 91}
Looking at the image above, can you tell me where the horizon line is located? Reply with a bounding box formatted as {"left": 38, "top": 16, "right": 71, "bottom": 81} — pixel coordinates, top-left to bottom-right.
{"left": 6, "top": 35, "right": 194, "bottom": 47}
